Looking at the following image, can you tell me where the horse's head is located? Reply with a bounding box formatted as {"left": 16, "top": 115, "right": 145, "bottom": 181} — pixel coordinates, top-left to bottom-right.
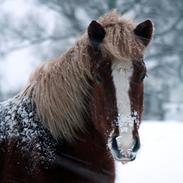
{"left": 87, "top": 12, "right": 153, "bottom": 164}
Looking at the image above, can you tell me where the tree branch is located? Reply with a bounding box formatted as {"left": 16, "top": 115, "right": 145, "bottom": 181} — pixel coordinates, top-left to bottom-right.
{"left": 0, "top": 34, "right": 71, "bottom": 56}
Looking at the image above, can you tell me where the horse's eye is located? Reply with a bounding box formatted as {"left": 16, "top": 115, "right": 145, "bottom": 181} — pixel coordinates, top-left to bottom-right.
{"left": 95, "top": 74, "right": 103, "bottom": 83}
{"left": 139, "top": 73, "right": 146, "bottom": 82}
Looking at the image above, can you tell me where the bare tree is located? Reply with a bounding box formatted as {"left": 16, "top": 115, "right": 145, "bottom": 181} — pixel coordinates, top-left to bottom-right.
{"left": 0, "top": 0, "right": 183, "bottom": 119}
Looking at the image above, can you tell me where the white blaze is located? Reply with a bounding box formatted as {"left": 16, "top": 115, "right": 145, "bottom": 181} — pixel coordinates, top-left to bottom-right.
{"left": 112, "top": 60, "right": 135, "bottom": 150}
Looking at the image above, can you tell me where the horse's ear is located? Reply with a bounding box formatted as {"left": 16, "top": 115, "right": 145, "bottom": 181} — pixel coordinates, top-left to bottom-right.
{"left": 134, "top": 20, "right": 153, "bottom": 46}
{"left": 88, "top": 20, "right": 106, "bottom": 44}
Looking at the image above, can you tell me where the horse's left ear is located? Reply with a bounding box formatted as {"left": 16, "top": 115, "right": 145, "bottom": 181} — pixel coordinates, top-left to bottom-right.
{"left": 88, "top": 20, "right": 106, "bottom": 45}
{"left": 134, "top": 20, "right": 153, "bottom": 46}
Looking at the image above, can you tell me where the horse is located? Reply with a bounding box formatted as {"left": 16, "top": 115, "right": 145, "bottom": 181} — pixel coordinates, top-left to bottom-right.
{"left": 0, "top": 11, "right": 153, "bottom": 183}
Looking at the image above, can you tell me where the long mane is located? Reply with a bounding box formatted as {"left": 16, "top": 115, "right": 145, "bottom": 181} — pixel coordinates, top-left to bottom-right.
{"left": 21, "top": 10, "right": 145, "bottom": 141}
{"left": 22, "top": 38, "right": 92, "bottom": 141}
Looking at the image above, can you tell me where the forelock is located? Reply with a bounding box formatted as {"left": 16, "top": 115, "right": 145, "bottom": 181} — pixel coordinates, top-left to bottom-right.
{"left": 96, "top": 11, "right": 145, "bottom": 61}
{"left": 98, "top": 10, "right": 121, "bottom": 26}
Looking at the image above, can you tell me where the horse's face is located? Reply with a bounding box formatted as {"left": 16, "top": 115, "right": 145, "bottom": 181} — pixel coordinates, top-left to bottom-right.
{"left": 108, "top": 58, "right": 146, "bottom": 164}
{"left": 88, "top": 19, "right": 153, "bottom": 163}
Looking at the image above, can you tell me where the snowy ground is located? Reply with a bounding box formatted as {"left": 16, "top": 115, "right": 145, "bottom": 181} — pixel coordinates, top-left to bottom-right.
{"left": 115, "top": 121, "right": 183, "bottom": 183}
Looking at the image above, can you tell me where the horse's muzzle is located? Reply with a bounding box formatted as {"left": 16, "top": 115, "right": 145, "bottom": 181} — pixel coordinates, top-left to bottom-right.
{"left": 110, "top": 135, "right": 140, "bottom": 164}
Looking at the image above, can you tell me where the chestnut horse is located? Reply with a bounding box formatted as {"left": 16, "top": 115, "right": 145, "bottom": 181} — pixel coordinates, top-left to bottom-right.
{"left": 0, "top": 11, "right": 153, "bottom": 183}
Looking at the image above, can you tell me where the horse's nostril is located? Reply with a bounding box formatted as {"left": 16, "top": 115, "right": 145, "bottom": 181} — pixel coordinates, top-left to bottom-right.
{"left": 132, "top": 136, "right": 140, "bottom": 152}
{"left": 129, "top": 154, "right": 136, "bottom": 161}
{"left": 111, "top": 136, "right": 118, "bottom": 150}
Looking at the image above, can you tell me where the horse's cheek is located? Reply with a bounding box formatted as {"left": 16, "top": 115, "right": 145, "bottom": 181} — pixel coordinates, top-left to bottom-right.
{"left": 90, "top": 84, "right": 108, "bottom": 134}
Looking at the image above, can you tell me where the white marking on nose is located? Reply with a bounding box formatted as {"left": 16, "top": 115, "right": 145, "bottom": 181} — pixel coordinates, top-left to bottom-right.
{"left": 112, "top": 60, "right": 135, "bottom": 150}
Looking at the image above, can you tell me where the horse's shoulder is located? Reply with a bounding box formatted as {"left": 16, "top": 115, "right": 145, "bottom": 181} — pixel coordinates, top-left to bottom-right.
{"left": 0, "top": 96, "right": 57, "bottom": 173}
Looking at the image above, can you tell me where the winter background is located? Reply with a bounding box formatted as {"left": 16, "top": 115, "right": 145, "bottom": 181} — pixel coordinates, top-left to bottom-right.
{"left": 0, "top": 0, "right": 183, "bottom": 183}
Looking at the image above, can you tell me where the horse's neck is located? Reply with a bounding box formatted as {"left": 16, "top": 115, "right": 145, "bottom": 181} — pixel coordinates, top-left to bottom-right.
{"left": 57, "top": 125, "right": 115, "bottom": 176}
{"left": 55, "top": 47, "right": 114, "bottom": 171}
{"left": 54, "top": 132, "right": 115, "bottom": 183}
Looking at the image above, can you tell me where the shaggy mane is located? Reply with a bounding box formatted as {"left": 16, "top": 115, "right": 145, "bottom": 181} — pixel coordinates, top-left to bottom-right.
{"left": 21, "top": 10, "right": 145, "bottom": 141}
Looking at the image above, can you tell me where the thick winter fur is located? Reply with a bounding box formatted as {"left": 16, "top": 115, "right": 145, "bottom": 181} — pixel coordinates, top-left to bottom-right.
{"left": 22, "top": 10, "right": 146, "bottom": 141}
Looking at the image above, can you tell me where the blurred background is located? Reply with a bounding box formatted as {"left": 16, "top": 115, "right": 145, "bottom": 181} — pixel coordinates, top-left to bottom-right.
{"left": 0, "top": 0, "right": 182, "bottom": 183}
{"left": 0, "top": 0, "right": 183, "bottom": 121}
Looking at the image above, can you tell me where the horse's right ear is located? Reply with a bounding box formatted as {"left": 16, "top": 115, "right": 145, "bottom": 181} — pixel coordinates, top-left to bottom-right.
{"left": 134, "top": 20, "right": 153, "bottom": 46}
{"left": 88, "top": 20, "right": 106, "bottom": 44}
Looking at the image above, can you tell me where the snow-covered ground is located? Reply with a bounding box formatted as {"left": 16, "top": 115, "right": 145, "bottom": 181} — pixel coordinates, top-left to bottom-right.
{"left": 115, "top": 121, "right": 183, "bottom": 183}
